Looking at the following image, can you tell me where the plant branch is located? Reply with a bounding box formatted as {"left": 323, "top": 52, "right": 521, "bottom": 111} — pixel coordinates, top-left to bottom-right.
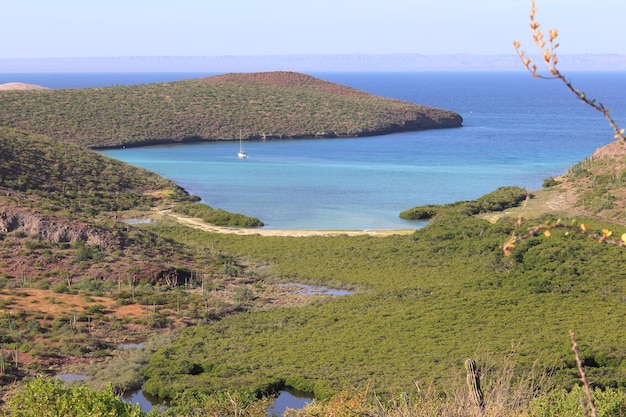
{"left": 569, "top": 331, "right": 598, "bottom": 417}
{"left": 514, "top": 0, "right": 625, "bottom": 141}
{"left": 502, "top": 221, "right": 626, "bottom": 256}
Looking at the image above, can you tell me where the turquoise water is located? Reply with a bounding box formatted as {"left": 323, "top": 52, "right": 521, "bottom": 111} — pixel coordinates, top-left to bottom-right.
{"left": 102, "top": 132, "right": 560, "bottom": 229}
{"left": 9, "top": 71, "right": 621, "bottom": 230}
{"left": 98, "top": 72, "right": 626, "bottom": 229}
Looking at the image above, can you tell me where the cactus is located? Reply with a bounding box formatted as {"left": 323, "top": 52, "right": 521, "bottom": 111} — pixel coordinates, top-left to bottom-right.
{"left": 465, "top": 358, "right": 485, "bottom": 415}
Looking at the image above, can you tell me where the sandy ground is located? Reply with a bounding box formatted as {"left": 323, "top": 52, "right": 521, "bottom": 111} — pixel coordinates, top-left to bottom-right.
{"left": 156, "top": 210, "right": 416, "bottom": 237}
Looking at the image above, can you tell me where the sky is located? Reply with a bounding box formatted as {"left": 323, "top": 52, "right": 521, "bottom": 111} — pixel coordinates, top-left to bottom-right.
{"left": 3, "top": 0, "right": 626, "bottom": 59}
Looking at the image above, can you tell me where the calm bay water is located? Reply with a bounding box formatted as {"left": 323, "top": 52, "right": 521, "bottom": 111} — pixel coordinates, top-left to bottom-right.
{"left": 3, "top": 71, "right": 625, "bottom": 229}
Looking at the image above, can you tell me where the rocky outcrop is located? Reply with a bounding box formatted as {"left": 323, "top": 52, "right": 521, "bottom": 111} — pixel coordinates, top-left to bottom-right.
{"left": 0, "top": 206, "right": 120, "bottom": 249}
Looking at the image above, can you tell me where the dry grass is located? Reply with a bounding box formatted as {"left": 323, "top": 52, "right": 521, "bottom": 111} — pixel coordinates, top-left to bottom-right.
{"left": 479, "top": 186, "right": 580, "bottom": 224}
{"left": 286, "top": 352, "right": 552, "bottom": 417}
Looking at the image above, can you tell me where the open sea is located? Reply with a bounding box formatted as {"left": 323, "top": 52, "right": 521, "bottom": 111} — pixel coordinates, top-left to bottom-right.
{"left": 3, "top": 71, "right": 625, "bottom": 230}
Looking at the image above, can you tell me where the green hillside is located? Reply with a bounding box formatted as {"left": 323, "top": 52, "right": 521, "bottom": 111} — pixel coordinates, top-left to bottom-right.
{"left": 139, "top": 181, "right": 626, "bottom": 400}
{"left": 1, "top": 70, "right": 625, "bottom": 416}
{"left": 0, "top": 71, "right": 462, "bottom": 149}
{"left": 0, "top": 126, "right": 273, "bottom": 395}
{"left": 0, "top": 126, "right": 191, "bottom": 215}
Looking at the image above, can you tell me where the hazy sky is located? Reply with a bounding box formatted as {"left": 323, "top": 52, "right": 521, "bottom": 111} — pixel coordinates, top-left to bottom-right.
{"left": 3, "top": 0, "right": 625, "bottom": 59}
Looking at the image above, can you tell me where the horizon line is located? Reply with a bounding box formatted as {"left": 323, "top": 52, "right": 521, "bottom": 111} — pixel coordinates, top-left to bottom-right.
{"left": 2, "top": 53, "right": 626, "bottom": 73}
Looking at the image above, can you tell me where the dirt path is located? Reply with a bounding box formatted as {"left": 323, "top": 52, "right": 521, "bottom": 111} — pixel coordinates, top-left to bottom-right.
{"left": 156, "top": 210, "right": 416, "bottom": 237}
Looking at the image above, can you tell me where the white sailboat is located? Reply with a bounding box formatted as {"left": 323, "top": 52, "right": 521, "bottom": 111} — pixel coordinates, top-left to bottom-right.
{"left": 237, "top": 130, "right": 248, "bottom": 159}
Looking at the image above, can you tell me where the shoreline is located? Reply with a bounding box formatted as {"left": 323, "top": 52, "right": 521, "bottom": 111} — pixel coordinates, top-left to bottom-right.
{"left": 156, "top": 210, "right": 416, "bottom": 237}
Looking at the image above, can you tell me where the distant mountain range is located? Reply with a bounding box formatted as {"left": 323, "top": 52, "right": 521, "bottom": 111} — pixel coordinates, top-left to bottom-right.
{"left": 1, "top": 53, "right": 626, "bottom": 73}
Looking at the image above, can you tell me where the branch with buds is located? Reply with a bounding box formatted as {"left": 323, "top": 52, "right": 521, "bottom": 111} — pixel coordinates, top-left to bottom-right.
{"left": 502, "top": 220, "right": 626, "bottom": 257}
{"left": 502, "top": 1, "right": 626, "bottom": 256}
{"left": 514, "top": 0, "right": 625, "bottom": 141}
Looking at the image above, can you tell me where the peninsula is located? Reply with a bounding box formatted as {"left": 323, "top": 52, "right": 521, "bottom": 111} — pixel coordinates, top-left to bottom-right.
{"left": 0, "top": 71, "right": 462, "bottom": 149}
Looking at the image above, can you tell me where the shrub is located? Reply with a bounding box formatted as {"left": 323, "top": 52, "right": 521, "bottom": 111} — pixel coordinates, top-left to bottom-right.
{"left": 543, "top": 177, "right": 561, "bottom": 188}
{"left": 526, "top": 385, "right": 626, "bottom": 417}
{"left": 475, "top": 186, "right": 528, "bottom": 212}
{"left": 173, "top": 202, "right": 264, "bottom": 227}
{"left": 84, "top": 304, "right": 106, "bottom": 315}
{"left": 398, "top": 205, "right": 439, "bottom": 220}
{"left": 3, "top": 377, "right": 144, "bottom": 417}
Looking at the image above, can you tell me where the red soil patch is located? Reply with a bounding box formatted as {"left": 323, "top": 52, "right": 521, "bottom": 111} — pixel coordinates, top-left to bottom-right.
{"left": 0, "top": 288, "right": 144, "bottom": 320}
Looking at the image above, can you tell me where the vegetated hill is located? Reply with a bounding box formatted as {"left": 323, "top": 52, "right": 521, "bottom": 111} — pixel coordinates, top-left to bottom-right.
{"left": 0, "top": 127, "right": 293, "bottom": 386}
{"left": 0, "top": 127, "right": 191, "bottom": 215}
{"left": 399, "top": 137, "right": 626, "bottom": 228}
{"left": 0, "top": 126, "right": 264, "bottom": 288}
{"left": 0, "top": 71, "right": 462, "bottom": 149}
{"left": 0, "top": 125, "right": 199, "bottom": 284}
{"left": 474, "top": 138, "right": 626, "bottom": 226}
{"left": 550, "top": 139, "right": 626, "bottom": 223}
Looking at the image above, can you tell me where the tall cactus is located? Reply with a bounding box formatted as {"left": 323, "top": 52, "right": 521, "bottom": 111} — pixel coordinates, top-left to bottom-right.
{"left": 465, "top": 358, "right": 485, "bottom": 415}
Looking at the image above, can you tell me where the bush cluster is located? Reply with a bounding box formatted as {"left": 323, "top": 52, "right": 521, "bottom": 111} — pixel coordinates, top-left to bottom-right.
{"left": 172, "top": 202, "right": 264, "bottom": 227}
{"left": 400, "top": 186, "right": 528, "bottom": 220}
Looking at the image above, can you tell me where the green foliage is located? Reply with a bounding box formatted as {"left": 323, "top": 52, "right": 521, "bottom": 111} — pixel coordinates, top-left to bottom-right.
{"left": 74, "top": 244, "right": 93, "bottom": 262}
{"left": 164, "top": 390, "right": 272, "bottom": 417}
{"left": 3, "top": 376, "right": 145, "bottom": 417}
{"left": 526, "top": 385, "right": 626, "bottom": 417}
{"left": 84, "top": 331, "right": 180, "bottom": 394}
{"left": 173, "top": 202, "right": 264, "bottom": 227}
{"left": 474, "top": 186, "right": 528, "bottom": 212}
{"left": 398, "top": 204, "right": 439, "bottom": 220}
{"left": 0, "top": 72, "right": 461, "bottom": 149}
{"left": 400, "top": 186, "right": 528, "bottom": 220}
{"left": 84, "top": 304, "right": 106, "bottom": 315}
{"left": 542, "top": 177, "right": 561, "bottom": 188}
{"left": 0, "top": 126, "right": 194, "bottom": 217}
{"left": 140, "top": 213, "right": 626, "bottom": 401}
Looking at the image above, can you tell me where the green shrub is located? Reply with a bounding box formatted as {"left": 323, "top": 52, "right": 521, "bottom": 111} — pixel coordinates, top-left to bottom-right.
{"left": 398, "top": 205, "right": 439, "bottom": 220}
{"left": 167, "top": 389, "right": 271, "bottom": 417}
{"left": 475, "top": 185, "right": 528, "bottom": 212}
{"left": 74, "top": 244, "right": 92, "bottom": 262}
{"left": 173, "top": 202, "right": 264, "bottom": 227}
{"left": 52, "top": 283, "right": 70, "bottom": 294}
{"left": 400, "top": 186, "right": 527, "bottom": 220}
{"left": 526, "top": 385, "right": 626, "bottom": 417}
{"left": 3, "top": 377, "right": 145, "bottom": 417}
{"left": 84, "top": 304, "right": 106, "bottom": 315}
{"left": 543, "top": 177, "right": 562, "bottom": 188}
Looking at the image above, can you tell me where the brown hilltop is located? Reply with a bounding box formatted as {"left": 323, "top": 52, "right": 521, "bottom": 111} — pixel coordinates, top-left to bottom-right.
{"left": 0, "top": 82, "right": 49, "bottom": 91}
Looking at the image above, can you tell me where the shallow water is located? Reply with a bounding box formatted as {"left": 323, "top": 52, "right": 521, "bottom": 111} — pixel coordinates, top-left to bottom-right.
{"left": 268, "top": 390, "right": 314, "bottom": 416}
{"left": 99, "top": 72, "right": 626, "bottom": 230}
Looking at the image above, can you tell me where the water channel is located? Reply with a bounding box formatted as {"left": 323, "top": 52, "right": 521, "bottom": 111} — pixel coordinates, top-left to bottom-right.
{"left": 56, "top": 373, "right": 312, "bottom": 415}
{"left": 55, "top": 283, "right": 351, "bottom": 414}
{"left": 53, "top": 292, "right": 322, "bottom": 414}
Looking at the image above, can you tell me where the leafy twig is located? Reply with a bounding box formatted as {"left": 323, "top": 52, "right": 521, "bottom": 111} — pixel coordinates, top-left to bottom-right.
{"left": 503, "top": 0, "right": 626, "bottom": 255}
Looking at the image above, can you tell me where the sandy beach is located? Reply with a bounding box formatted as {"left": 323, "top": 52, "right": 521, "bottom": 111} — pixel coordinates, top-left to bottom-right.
{"left": 157, "top": 210, "right": 416, "bottom": 237}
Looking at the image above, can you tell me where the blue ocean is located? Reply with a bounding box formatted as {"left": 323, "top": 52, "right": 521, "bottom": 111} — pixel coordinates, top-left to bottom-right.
{"left": 3, "top": 71, "right": 625, "bottom": 229}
